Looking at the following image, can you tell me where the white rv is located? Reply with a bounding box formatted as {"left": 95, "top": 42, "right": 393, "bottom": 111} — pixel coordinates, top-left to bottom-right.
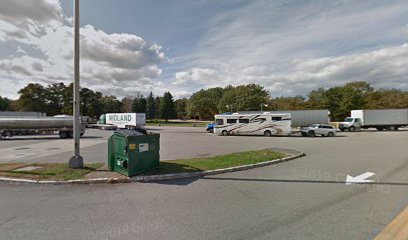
{"left": 213, "top": 113, "right": 292, "bottom": 136}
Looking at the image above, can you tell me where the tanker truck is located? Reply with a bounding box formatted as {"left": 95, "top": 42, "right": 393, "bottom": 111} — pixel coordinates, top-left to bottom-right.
{"left": 0, "top": 116, "right": 85, "bottom": 139}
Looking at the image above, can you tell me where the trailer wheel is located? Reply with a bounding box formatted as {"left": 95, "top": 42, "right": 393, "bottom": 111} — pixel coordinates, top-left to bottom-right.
{"left": 307, "top": 131, "right": 315, "bottom": 137}
{"left": 376, "top": 127, "right": 384, "bottom": 131}
{"left": 387, "top": 126, "right": 398, "bottom": 131}
{"left": 221, "top": 130, "right": 228, "bottom": 136}
{"left": 59, "top": 131, "right": 68, "bottom": 139}
{"left": 349, "top": 126, "right": 355, "bottom": 132}
{"left": 264, "top": 130, "right": 272, "bottom": 137}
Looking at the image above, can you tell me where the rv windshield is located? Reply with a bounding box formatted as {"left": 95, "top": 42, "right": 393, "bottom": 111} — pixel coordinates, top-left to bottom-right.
{"left": 345, "top": 117, "right": 354, "bottom": 122}
{"left": 215, "top": 119, "right": 224, "bottom": 125}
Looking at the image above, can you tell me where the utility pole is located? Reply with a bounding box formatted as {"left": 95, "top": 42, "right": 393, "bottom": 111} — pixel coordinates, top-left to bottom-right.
{"left": 261, "top": 104, "right": 268, "bottom": 111}
{"left": 69, "top": 0, "right": 84, "bottom": 168}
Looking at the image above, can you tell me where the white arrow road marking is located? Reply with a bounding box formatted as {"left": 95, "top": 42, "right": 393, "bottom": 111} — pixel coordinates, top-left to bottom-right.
{"left": 346, "top": 172, "right": 375, "bottom": 185}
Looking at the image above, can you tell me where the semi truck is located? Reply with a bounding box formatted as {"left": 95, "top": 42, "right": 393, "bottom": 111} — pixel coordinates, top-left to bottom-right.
{"left": 97, "top": 113, "right": 146, "bottom": 129}
{"left": 339, "top": 109, "right": 408, "bottom": 131}
{"left": 0, "top": 116, "right": 85, "bottom": 139}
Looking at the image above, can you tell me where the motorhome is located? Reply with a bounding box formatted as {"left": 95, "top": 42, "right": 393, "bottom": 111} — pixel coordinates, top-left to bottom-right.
{"left": 213, "top": 113, "right": 292, "bottom": 136}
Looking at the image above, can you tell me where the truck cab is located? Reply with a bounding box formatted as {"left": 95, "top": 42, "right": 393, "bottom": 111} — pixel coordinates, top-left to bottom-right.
{"left": 339, "top": 117, "right": 362, "bottom": 132}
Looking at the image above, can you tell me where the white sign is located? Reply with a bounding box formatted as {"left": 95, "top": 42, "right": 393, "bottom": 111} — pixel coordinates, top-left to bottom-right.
{"left": 139, "top": 143, "right": 149, "bottom": 152}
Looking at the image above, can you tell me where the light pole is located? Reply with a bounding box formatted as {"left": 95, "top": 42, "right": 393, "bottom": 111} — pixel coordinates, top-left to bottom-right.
{"left": 226, "top": 104, "right": 233, "bottom": 113}
{"left": 261, "top": 104, "right": 268, "bottom": 111}
{"left": 69, "top": 0, "right": 84, "bottom": 169}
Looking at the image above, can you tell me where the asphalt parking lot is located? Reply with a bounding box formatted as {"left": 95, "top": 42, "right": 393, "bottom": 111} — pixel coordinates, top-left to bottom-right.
{"left": 1, "top": 127, "right": 408, "bottom": 239}
{"left": 0, "top": 126, "right": 407, "bottom": 164}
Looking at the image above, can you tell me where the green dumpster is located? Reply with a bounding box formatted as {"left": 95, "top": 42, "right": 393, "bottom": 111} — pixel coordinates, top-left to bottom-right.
{"left": 108, "top": 129, "right": 160, "bottom": 176}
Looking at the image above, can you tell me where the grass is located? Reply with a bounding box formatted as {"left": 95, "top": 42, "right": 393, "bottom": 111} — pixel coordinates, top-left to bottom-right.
{"left": 144, "top": 149, "right": 285, "bottom": 175}
{"left": 0, "top": 163, "right": 103, "bottom": 181}
{"left": 0, "top": 150, "right": 285, "bottom": 181}
{"left": 146, "top": 119, "right": 210, "bottom": 127}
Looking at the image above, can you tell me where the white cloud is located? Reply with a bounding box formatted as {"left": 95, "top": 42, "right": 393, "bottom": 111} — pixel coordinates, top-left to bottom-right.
{"left": 0, "top": 0, "right": 166, "bottom": 99}
{"left": 173, "top": 43, "right": 408, "bottom": 97}
{"left": 164, "top": 0, "right": 408, "bottom": 98}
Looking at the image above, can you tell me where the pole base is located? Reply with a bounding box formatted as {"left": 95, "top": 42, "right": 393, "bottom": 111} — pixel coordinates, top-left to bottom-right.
{"left": 69, "top": 155, "right": 84, "bottom": 169}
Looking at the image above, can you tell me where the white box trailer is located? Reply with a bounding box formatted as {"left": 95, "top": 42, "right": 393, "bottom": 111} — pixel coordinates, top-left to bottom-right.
{"left": 237, "top": 110, "right": 329, "bottom": 127}
{"left": 102, "top": 113, "right": 146, "bottom": 129}
{"left": 339, "top": 109, "right": 408, "bottom": 131}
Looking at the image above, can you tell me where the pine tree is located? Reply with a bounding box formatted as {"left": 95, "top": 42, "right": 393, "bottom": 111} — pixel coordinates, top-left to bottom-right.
{"left": 159, "top": 92, "right": 176, "bottom": 121}
{"left": 146, "top": 92, "right": 155, "bottom": 120}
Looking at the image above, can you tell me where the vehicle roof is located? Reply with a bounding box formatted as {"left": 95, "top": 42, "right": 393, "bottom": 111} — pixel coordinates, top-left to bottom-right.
{"left": 214, "top": 113, "right": 290, "bottom": 118}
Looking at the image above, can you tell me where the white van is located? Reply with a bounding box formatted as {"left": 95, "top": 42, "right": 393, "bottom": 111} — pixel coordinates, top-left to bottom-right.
{"left": 213, "top": 113, "right": 292, "bottom": 136}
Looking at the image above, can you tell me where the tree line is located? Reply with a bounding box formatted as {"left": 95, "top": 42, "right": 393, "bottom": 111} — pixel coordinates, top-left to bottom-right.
{"left": 0, "top": 81, "right": 407, "bottom": 121}
{"left": 182, "top": 81, "right": 408, "bottom": 121}
{"left": 0, "top": 83, "right": 176, "bottom": 121}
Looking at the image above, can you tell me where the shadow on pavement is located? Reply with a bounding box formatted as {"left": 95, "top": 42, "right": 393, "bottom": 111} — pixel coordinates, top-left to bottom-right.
{"left": 201, "top": 177, "right": 408, "bottom": 186}
{"left": 1, "top": 136, "right": 104, "bottom": 141}
{"left": 153, "top": 177, "right": 200, "bottom": 186}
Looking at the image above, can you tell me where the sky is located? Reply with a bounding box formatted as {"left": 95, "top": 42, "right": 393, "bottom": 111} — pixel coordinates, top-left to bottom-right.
{"left": 0, "top": 0, "right": 407, "bottom": 100}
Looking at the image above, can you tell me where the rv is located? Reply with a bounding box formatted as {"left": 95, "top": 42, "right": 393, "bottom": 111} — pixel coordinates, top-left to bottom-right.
{"left": 213, "top": 113, "right": 292, "bottom": 136}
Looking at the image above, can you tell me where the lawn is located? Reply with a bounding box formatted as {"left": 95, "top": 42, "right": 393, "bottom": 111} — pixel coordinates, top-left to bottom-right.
{"left": 0, "top": 150, "right": 285, "bottom": 181}
{"left": 0, "top": 163, "right": 103, "bottom": 181}
{"left": 144, "top": 149, "right": 285, "bottom": 175}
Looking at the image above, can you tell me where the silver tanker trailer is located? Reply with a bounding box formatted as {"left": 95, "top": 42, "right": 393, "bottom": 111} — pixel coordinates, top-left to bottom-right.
{"left": 0, "top": 116, "right": 85, "bottom": 139}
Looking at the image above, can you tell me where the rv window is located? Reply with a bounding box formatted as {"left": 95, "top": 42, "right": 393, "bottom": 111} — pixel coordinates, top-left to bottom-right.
{"left": 227, "top": 119, "right": 237, "bottom": 124}
{"left": 215, "top": 119, "right": 224, "bottom": 125}
{"left": 272, "top": 117, "right": 282, "bottom": 121}
{"left": 239, "top": 119, "right": 249, "bottom": 123}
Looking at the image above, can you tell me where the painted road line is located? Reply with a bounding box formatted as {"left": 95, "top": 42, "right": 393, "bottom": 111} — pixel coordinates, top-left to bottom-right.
{"left": 374, "top": 205, "right": 408, "bottom": 240}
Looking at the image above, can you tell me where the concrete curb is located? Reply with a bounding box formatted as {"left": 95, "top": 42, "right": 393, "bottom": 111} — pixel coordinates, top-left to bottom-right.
{"left": 0, "top": 151, "right": 305, "bottom": 185}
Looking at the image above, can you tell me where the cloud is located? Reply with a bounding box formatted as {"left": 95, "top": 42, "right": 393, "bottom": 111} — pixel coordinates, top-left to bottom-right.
{"left": 164, "top": 0, "right": 408, "bottom": 98}
{"left": 173, "top": 43, "right": 408, "bottom": 97}
{"left": 0, "top": 0, "right": 166, "bottom": 99}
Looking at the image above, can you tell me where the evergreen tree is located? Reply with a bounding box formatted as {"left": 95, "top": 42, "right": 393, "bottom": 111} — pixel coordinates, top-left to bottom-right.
{"left": 159, "top": 92, "right": 175, "bottom": 121}
{"left": 132, "top": 96, "right": 146, "bottom": 113}
{"left": 155, "top": 96, "right": 161, "bottom": 120}
{"left": 146, "top": 92, "right": 155, "bottom": 119}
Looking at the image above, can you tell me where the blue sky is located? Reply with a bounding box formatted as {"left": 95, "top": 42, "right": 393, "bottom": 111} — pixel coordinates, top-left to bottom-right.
{"left": 0, "top": 0, "right": 408, "bottom": 99}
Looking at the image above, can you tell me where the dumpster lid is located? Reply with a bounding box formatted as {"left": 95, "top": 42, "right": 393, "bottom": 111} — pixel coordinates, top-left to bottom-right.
{"left": 114, "top": 129, "right": 146, "bottom": 137}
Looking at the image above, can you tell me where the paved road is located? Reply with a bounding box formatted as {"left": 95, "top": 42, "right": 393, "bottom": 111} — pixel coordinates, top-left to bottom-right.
{"left": 0, "top": 128, "right": 408, "bottom": 239}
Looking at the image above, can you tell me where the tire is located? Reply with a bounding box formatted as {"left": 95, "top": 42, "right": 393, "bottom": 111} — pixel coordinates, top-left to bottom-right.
{"left": 307, "top": 131, "right": 315, "bottom": 137}
{"left": 264, "top": 130, "right": 272, "bottom": 137}
{"left": 340, "top": 128, "right": 345, "bottom": 132}
{"left": 222, "top": 130, "right": 228, "bottom": 136}
{"left": 349, "top": 126, "right": 355, "bottom": 132}
{"left": 327, "top": 132, "right": 334, "bottom": 137}
{"left": 68, "top": 132, "right": 73, "bottom": 138}
{"left": 388, "top": 126, "right": 398, "bottom": 131}
{"left": 301, "top": 132, "right": 307, "bottom": 137}
{"left": 59, "top": 131, "right": 68, "bottom": 139}
{"left": 376, "top": 127, "right": 384, "bottom": 131}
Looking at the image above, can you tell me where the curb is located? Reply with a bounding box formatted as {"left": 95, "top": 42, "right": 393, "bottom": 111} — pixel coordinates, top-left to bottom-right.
{"left": 0, "top": 151, "right": 305, "bottom": 185}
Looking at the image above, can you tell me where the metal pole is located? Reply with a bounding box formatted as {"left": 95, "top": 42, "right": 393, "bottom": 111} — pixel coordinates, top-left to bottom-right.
{"left": 69, "top": 0, "right": 84, "bottom": 168}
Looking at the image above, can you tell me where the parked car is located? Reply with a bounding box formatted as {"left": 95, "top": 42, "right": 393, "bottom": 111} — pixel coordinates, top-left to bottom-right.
{"left": 301, "top": 124, "right": 336, "bottom": 137}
